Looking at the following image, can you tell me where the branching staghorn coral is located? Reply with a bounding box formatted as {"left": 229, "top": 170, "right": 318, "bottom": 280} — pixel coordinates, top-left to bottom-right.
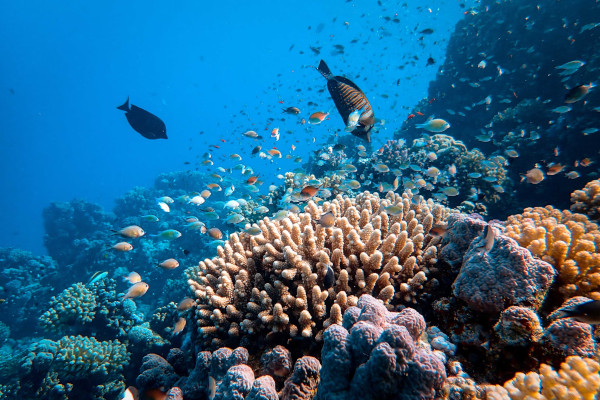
{"left": 504, "top": 206, "right": 600, "bottom": 301}
{"left": 186, "top": 190, "right": 450, "bottom": 348}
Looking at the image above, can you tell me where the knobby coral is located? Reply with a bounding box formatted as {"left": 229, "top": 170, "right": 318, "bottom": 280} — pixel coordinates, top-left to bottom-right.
{"left": 186, "top": 190, "right": 450, "bottom": 348}
{"left": 504, "top": 206, "right": 600, "bottom": 301}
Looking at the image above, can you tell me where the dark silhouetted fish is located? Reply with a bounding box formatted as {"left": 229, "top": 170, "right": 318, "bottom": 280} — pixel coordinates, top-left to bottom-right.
{"left": 117, "top": 97, "right": 167, "bottom": 140}
{"left": 316, "top": 60, "right": 375, "bottom": 142}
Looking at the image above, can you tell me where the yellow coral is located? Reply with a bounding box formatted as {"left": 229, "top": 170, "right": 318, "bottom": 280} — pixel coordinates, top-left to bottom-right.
{"left": 571, "top": 179, "right": 600, "bottom": 221}
{"left": 502, "top": 356, "right": 600, "bottom": 400}
{"left": 505, "top": 206, "right": 600, "bottom": 301}
{"left": 185, "top": 191, "right": 450, "bottom": 348}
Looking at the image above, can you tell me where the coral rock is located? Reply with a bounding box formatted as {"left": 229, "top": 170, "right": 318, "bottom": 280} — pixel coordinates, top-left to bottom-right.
{"left": 452, "top": 226, "right": 555, "bottom": 313}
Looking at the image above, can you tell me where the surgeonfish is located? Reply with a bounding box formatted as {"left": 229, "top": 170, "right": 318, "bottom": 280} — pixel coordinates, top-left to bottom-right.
{"left": 554, "top": 299, "right": 600, "bottom": 324}
{"left": 316, "top": 60, "right": 375, "bottom": 142}
{"left": 117, "top": 97, "right": 167, "bottom": 140}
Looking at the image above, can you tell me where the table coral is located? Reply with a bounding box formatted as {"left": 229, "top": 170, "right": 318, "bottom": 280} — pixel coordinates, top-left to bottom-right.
{"left": 504, "top": 206, "right": 600, "bottom": 301}
{"left": 318, "top": 294, "right": 446, "bottom": 400}
{"left": 186, "top": 190, "right": 449, "bottom": 348}
{"left": 452, "top": 224, "right": 555, "bottom": 313}
{"left": 570, "top": 179, "right": 600, "bottom": 222}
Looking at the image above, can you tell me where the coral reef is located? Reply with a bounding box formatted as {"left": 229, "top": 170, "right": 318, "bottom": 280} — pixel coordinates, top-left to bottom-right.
{"left": 186, "top": 190, "right": 449, "bottom": 349}
{"left": 504, "top": 206, "right": 600, "bottom": 301}
{"left": 318, "top": 294, "right": 446, "bottom": 399}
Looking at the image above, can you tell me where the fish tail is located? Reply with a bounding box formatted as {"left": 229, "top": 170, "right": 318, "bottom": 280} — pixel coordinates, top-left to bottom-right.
{"left": 116, "top": 97, "right": 130, "bottom": 111}
{"left": 317, "top": 60, "right": 333, "bottom": 80}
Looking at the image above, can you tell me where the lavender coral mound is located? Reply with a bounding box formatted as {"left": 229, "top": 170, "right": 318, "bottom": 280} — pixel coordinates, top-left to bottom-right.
{"left": 452, "top": 225, "right": 555, "bottom": 313}
{"left": 318, "top": 294, "right": 446, "bottom": 400}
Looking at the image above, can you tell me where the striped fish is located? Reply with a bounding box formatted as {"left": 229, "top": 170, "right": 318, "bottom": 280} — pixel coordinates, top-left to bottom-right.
{"left": 317, "top": 60, "right": 375, "bottom": 142}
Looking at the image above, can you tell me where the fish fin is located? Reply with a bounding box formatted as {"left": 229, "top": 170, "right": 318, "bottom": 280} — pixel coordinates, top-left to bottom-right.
{"left": 317, "top": 60, "right": 333, "bottom": 79}
{"left": 117, "top": 97, "right": 130, "bottom": 111}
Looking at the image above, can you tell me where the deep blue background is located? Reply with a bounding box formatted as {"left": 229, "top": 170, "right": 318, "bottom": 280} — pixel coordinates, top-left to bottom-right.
{"left": 0, "top": 0, "right": 468, "bottom": 254}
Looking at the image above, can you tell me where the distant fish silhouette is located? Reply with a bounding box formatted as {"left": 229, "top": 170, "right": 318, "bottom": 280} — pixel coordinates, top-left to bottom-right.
{"left": 316, "top": 60, "right": 375, "bottom": 142}
{"left": 117, "top": 97, "right": 167, "bottom": 140}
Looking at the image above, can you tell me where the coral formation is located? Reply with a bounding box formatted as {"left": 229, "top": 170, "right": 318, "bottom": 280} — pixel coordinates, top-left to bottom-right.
{"left": 503, "top": 356, "right": 600, "bottom": 400}
{"left": 18, "top": 335, "right": 129, "bottom": 399}
{"left": 39, "top": 283, "right": 97, "bottom": 333}
{"left": 571, "top": 179, "right": 600, "bottom": 222}
{"left": 504, "top": 206, "right": 600, "bottom": 301}
{"left": 318, "top": 294, "right": 446, "bottom": 400}
{"left": 186, "top": 190, "right": 449, "bottom": 349}
{"left": 452, "top": 225, "right": 555, "bottom": 313}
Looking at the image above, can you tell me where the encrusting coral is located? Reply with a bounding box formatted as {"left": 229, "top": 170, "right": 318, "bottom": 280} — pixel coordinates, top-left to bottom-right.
{"left": 185, "top": 190, "right": 450, "bottom": 348}
{"left": 504, "top": 206, "right": 600, "bottom": 301}
{"left": 570, "top": 179, "right": 600, "bottom": 222}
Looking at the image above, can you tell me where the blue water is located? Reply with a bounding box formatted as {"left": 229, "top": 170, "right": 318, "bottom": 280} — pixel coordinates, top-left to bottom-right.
{"left": 0, "top": 0, "right": 467, "bottom": 254}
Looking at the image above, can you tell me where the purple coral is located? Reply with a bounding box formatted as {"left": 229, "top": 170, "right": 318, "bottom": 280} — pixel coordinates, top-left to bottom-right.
{"left": 318, "top": 294, "right": 446, "bottom": 400}
{"left": 261, "top": 345, "right": 293, "bottom": 378}
{"left": 280, "top": 356, "right": 321, "bottom": 400}
{"left": 452, "top": 225, "right": 555, "bottom": 313}
{"left": 439, "top": 214, "right": 486, "bottom": 272}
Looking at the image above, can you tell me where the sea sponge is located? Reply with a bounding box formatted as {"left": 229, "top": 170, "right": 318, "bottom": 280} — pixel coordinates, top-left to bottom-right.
{"left": 503, "top": 356, "right": 600, "bottom": 400}
{"left": 504, "top": 206, "right": 600, "bottom": 301}
{"left": 571, "top": 179, "right": 600, "bottom": 222}
{"left": 39, "top": 283, "right": 97, "bottom": 333}
{"left": 186, "top": 190, "right": 449, "bottom": 348}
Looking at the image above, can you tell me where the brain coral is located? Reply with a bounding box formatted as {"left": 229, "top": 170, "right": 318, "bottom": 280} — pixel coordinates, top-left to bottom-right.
{"left": 186, "top": 190, "right": 449, "bottom": 348}
{"left": 504, "top": 206, "right": 600, "bottom": 301}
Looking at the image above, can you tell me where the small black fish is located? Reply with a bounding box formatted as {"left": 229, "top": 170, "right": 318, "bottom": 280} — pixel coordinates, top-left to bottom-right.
{"left": 282, "top": 107, "right": 301, "bottom": 115}
{"left": 117, "top": 97, "right": 167, "bottom": 140}
{"left": 323, "top": 265, "right": 335, "bottom": 289}
{"left": 426, "top": 57, "right": 436, "bottom": 66}
{"left": 252, "top": 145, "right": 262, "bottom": 155}
{"left": 333, "top": 143, "right": 346, "bottom": 151}
{"left": 420, "top": 28, "right": 434, "bottom": 34}
{"left": 316, "top": 60, "right": 375, "bottom": 142}
{"left": 555, "top": 299, "right": 600, "bottom": 324}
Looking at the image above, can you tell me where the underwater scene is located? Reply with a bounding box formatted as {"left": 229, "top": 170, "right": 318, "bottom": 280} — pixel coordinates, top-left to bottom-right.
{"left": 1, "top": 0, "right": 600, "bottom": 399}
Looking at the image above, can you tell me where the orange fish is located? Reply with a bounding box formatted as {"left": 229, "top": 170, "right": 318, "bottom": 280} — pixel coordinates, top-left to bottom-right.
{"left": 177, "top": 298, "right": 195, "bottom": 312}
{"left": 114, "top": 225, "right": 145, "bottom": 239}
{"left": 207, "top": 227, "right": 223, "bottom": 240}
{"left": 300, "top": 185, "right": 319, "bottom": 198}
{"left": 416, "top": 111, "right": 424, "bottom": 116}
{"left": 580, "top": 158, "right": 593, "bottom": 167}
{"left": 121, "top": 282, "right": 149, "bottom": 301}
{"left": 112, "top": 242, "right": 133, "bottom": 252}
{"left": 547, "top": 163, "right": 565, "bottom": 175}
{"left": 268, "top": 149, "right": 282, "bottom": 158}
{"left": 407, "top": 114, "right": 415, "bottom": 120}
{"left": 207, "top": 183, "right": 221, "bottom": 190}
{"left": 271, "top": 127, "right": 280, "bottom": 140}
{"left": 173, "top": 317, "right": 187, "bottom": 335}
{"left": 247, "top": 176, "right": 259, "bottom": 185}
{"left": 123, "top": 271, "right": 142, "bottom": 284}
{"left": 308, "top": 111, "right": 329, "bottom": 125}
{"left": 158, "top": 258, "right": 179, "bottom": 270}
